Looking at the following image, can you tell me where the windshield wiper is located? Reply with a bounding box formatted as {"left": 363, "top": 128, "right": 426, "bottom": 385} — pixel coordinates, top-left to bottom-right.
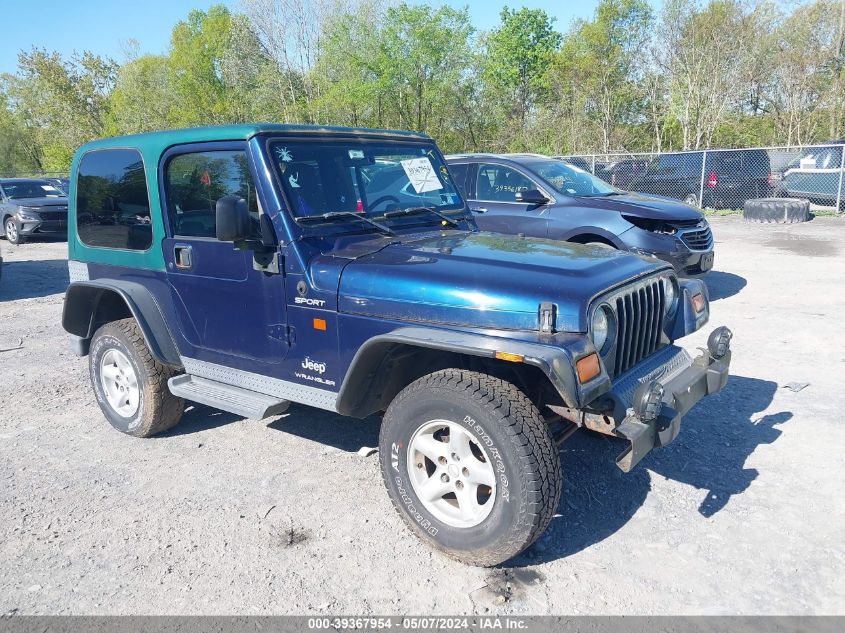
{"left": 381, "top": 206, "right": 460, "bottom": 227}
{"left": 294, "top": 211, "right": 395, "bottom": 236}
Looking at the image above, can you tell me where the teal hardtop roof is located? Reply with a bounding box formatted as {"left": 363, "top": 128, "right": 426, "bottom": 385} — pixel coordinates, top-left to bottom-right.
{"left": 76, "top": 123, "right": 433, "bottom": 154}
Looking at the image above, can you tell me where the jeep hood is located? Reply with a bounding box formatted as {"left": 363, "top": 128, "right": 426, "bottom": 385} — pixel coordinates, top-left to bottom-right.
{"left": 574, "top": 192, "right": 702, "bottom": 222}
{"left": 336, "top": 232, "right": 667, "bottom": 332}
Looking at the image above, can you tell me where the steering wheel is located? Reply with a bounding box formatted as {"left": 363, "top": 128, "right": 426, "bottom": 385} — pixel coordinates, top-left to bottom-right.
{"left": 367, "top": 195, "right": 401, "bottom": 211}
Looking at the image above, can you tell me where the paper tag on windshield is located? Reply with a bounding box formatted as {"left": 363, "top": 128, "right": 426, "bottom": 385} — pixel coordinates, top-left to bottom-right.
{"left": 400, "top": 157, "right": 442, "bottom": 193}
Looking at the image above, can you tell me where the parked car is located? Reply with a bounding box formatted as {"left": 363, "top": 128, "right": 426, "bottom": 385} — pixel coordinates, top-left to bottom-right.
{"left": 0, "top": 178, "right": 69, "bottom": 244}
{"left": 45, "top": 177, "right": 71, "bottom": 194}
{"left": 446, "top": 153, "right": 715, "bottom": 276}
{"left": 555, "top": 155, "right": 593, "bottom": 172}
{"left": 778, "top": 141, "right": 844, "bottom": 209}
{"left": 62, "top": 124, "right": 732, "bottom": 566}
{"left": 625, "top": 149, "right": 773, "bottom": 209}
{"left": 594, "top": 158, "right": 650, "bottom": 189}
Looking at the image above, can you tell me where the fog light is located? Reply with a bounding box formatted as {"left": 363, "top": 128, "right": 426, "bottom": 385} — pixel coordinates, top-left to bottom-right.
{"left": 707, "top": 326, "right": 732, "bottom": 359}
{"left": 633, "top": 380, "right": 664, "bottom": 422}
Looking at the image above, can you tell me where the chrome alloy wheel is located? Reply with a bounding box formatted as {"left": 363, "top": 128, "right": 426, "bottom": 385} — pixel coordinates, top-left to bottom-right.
{"left": 407, "top": 420, "right": 497, "bottom": 528}
{"left": 99, "top": 348, "right": 140, "bottom": 417}
{"left": 5, "top": 219, "right": 18, "bottom": 243}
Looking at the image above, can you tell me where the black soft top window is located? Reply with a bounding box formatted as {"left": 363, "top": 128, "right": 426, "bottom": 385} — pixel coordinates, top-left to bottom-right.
{"left": 76, "top": 148, "right": 152, "bottom": 250}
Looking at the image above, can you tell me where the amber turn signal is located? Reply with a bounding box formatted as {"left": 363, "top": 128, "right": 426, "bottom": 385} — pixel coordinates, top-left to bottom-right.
{"left": 313, "top": 318, "right": 327, "bottom": 331}
{"left": 495, "top": 351, "right": 524, "bottom": 363}
{"left": 576, "top": 353, "right": 601, "bottom": 383}
{"left": 692, "top": 293, "right": 706, "bottom": 313}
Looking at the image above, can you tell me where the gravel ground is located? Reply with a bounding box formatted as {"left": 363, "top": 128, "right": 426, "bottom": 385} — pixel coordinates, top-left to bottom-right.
{"left": 0, "top": 216, "right": 844, "bottom": 616}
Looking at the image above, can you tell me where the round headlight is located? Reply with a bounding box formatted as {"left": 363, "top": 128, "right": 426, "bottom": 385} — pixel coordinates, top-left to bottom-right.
{"left": 591, "top": 305, "right": 612, "bottom": 354}
{"left": 663, "top": 276, "right": 678, "bottom": 316}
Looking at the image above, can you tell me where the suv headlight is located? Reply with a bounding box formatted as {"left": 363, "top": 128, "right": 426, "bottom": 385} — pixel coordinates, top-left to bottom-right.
{"left": 591, "top": 305, "right": 614, "bottom": 354}
{"left": 17, "top": 208, "right": 41, "bottom": 221}
{"left": 662, "top": 275, "right": 679, "bottom": 317}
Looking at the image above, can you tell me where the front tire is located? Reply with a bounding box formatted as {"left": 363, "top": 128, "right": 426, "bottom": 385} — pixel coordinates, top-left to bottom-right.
{"left": 89, "top": 318, "right": 184, "bottom": 437}
{"left": 379, "top": 369, "right": 561, "bottom": 566}
{"left": 4, "top": 217, "right": 23, "bottom": 245}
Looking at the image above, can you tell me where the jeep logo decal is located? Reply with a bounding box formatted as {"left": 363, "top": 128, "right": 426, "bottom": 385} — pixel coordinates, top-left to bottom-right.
{"left": 301, "top": 357, "right": 326, "bottom": 374}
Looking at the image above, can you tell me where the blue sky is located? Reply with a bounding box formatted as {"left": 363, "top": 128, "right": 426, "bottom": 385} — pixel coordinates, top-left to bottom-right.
{"left": 0, "top": 0, "right": 639, "bottom": 74}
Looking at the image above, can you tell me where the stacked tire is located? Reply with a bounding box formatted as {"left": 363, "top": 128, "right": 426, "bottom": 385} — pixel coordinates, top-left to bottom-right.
{"left": 743, "top": 198, "right": 810, "bottom": 224}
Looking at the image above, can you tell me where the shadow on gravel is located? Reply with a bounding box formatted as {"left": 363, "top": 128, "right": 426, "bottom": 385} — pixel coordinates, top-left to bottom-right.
{"left": 162, "top": 402, "right": 381, "bottom": 452}
{"left": 511, "top": 374, "right": 790, "bottom": 566}
{"left": 0, "top": 259, "right": 69, "bottom": 301}
{"left": 161, "top": 404, "right": 243, "bottom": 436}
{"left": 705, "top": 270, "right": 747, "bottom": 301}
{"left": 267, "top": 405, "right": 381, "bottom": 453}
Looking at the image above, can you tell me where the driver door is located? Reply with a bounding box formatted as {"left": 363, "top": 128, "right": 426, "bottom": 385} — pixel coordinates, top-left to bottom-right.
{"left": 161, "top": 143, "right": 288, "bottom": 369}
{"left": 468, "top": 163, "right": 550, "bottom": 237}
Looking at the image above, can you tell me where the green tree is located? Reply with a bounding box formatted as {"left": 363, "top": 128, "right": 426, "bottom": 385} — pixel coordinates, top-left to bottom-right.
{"left": 483, "top": 7, "right": 561, "bottom": 130}
{"left": 550, "top": 0, "right": 653, "bottom": 153}
{"left": 313, "top": 2, "right": 479, "bottom": 151}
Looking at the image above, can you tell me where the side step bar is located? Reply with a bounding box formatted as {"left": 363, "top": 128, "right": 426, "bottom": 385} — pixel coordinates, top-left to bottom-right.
{"left": 168, "top": 374, "right": 290, "bottom": 420}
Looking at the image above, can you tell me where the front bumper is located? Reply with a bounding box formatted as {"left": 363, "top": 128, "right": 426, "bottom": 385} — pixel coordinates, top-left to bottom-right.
{"left": 18, "top": 217, "right": 68, "bottom": 236}
{"left": 655, "top": 247, "right": 714, "bottom": 277}
{"left": 588, "top": 328, "right": 732, "bottom": 472}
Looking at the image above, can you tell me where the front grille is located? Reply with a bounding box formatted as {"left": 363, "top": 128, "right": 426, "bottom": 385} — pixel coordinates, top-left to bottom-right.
{"left": 36, "top": 210, "right": 67, "bottom": 221}
{"left": 679, "top": 225, "right": 713, "bottom": 250}
{"left": 611, "top": 279, "right": 665, "bottom": 376}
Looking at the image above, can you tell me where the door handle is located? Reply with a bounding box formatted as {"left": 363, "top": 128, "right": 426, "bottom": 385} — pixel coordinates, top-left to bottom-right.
{"left": 174, "top": 245, "right": 193, "bottom": 270}
{"left": 472, "top": 206, "right": 488, "bottom": 213}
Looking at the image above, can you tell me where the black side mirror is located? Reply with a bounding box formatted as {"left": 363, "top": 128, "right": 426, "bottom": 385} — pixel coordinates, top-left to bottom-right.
{"left": 515, "top": 189, "right": 549, "bottom": 205}
{"left": 216, "top": 195, "right": 250, "bottom": 242}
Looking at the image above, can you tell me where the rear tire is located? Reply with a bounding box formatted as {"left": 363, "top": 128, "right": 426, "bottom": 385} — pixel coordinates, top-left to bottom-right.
{"left": 379, "top": 369, "right": 561, "bottom": 566}
{"left": 89, "top": 318, "right": 184, "bottom": 437}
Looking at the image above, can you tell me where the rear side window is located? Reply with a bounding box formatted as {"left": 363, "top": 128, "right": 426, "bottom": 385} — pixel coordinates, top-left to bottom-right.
{"left": 165, "top": 150, "right": 260, "bottom": 238}
{"left": 475, "top": 163, "right": 536, "bottom": 201}
{"left": 76, "top": 149, "right": 152, "bottom": 250}
{"left": 447, "top": 163, "right": 470, "bottom": 198}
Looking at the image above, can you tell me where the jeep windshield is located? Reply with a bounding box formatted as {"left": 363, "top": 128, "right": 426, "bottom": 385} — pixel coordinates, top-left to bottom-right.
{"left": 268, "top": 140, "right": 466, "bottom": 229}
{"left": 528, "top": 160, "right": 619, "bottom": 197}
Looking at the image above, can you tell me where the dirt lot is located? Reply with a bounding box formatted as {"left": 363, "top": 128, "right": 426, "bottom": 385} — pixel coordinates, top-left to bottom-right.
{"left": 1, "top": 216, "right": 844, "bottom": 615}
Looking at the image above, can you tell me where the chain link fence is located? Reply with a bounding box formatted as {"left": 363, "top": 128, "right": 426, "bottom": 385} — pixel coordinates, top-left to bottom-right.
{"left": 558, "top": 144, "right": 845, "bottom": 213}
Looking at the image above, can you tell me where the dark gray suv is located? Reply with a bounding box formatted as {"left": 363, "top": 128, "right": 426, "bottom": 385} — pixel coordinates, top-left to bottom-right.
{"left": 446, "top": 154, "right": 714, "bottom": 276}
{"left": 0, "top": 178, "right": 69, "bottom": 244}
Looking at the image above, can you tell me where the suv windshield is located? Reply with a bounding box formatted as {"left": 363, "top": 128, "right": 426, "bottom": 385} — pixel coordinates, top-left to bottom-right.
{"left": 2, "top": 180, "right": 65, "bottom": 199}
{"left": 268, "top": 140, "right": 464, "bottom": 225}
{"left": 528, "top": 160, "right": 617, "bottom": 197}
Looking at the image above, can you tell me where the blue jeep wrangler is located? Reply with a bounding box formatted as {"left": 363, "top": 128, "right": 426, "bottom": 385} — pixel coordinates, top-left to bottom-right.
{"left": 62, "top": 124, "right": 732, "bottom": 566}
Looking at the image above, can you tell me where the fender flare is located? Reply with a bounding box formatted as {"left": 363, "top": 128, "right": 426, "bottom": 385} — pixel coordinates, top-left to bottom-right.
{"left": 335, "top": 326, "right": 610, "bottom": 417}
{"left": 62, "top": 280, "right": 181, "bottom": 366}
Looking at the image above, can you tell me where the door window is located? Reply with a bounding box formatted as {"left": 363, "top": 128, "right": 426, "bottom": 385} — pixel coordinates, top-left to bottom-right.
{"left": 475, "top": 164, "right": 536, "bottom": 202}
{"left": 447, "top": 163, "right": 470, "bottom": 198}
{"left": 165, "top": 150, "right": 260, "bottom": 238}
